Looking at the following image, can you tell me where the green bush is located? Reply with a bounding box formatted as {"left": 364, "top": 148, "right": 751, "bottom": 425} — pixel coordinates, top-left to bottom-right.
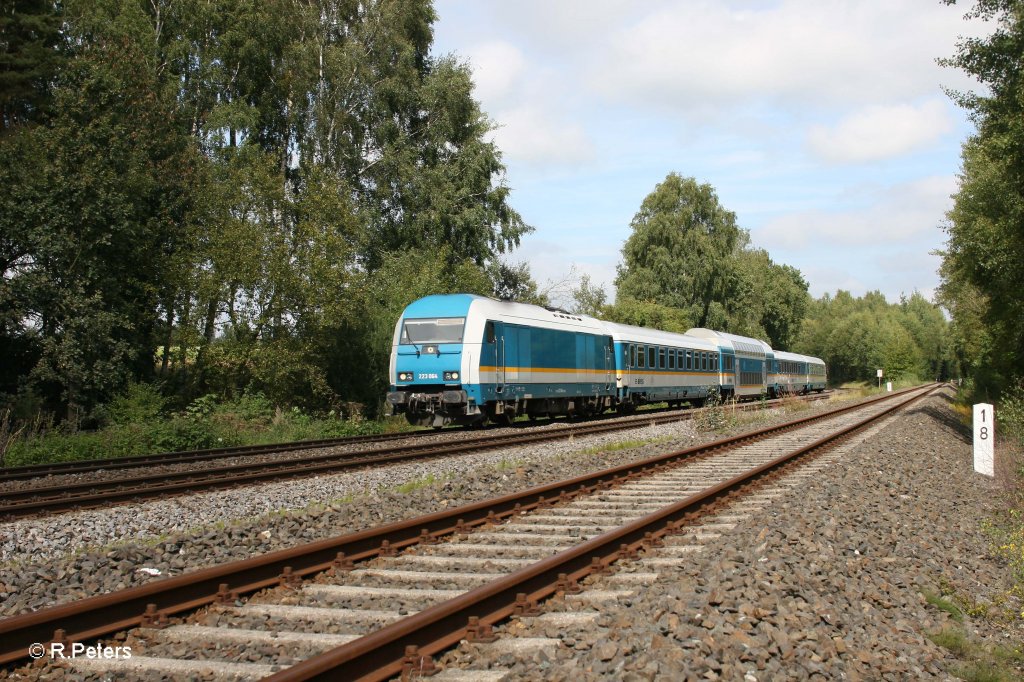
{"left": 997, "top": 382, "right": 1024, "bottom": 447}
{"left": 101, "top": 382, "right": 168, "bottom": 425}
{"left": 2, "top": 390, "right": 389, "bottom": 467}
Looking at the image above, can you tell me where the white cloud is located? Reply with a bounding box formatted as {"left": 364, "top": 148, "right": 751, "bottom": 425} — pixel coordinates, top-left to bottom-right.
{"left": 755, "top": 175, "right": 956, "bottom": 250}
{"left": 802, "top": 265, "right": 868, "bottom": 299}
{"left": 490, "top": 106, "right": 595, "bottom": 168}
{"left": 589, "top": 1, "right": 987, "bottom": 114}
{"left": 462, "top": 41, "right": 526, "bottom": 108}
{"left": 806, "top": 100, "right": 954, "bottom": 163}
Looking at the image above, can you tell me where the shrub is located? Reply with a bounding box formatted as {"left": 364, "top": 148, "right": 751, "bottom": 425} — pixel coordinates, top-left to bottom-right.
{"left": 998, "top": 382, "right": 1024, "bottom": 447}
{"left": 101, "top": 382, "right": 168, "bottom": 426}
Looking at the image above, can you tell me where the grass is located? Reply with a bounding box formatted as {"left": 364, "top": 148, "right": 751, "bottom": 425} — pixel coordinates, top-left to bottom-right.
{"left": 578, "top": 435, "right": 676, "bottom": 456}
{"left": 923, "top": 588, "right": 965, "bottom": 622}
{"left": 923, "top": 381, "right": 1024, "bottom": 682}
{"left": 0, "top": 393, "right": 394, "bottom": 468}
{"left": 394, "top": 473, "right": 443, "bottom": 494}
{"left": 928, "top": 628, "right": 1024, "bottom": 682}
{"left": 496, "top": 457, "right": 526, "bottom": 471}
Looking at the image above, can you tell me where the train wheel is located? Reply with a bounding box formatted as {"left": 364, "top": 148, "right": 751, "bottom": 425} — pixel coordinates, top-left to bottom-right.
{"left": 493, "top": 408, "right": 516, "bottom": 427}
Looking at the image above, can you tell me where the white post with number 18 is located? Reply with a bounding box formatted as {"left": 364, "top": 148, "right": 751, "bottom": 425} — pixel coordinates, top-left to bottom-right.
{"left": 973, "top": 403, "right": 994, "bottom": 477}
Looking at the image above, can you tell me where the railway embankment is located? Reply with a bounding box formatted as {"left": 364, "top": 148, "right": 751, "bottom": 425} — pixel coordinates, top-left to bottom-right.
{"left": 1, "top": 386, "right": 1019, "bottom": 680}
{"left": 437, "top": 386, "right": 1023, "bottom": 680}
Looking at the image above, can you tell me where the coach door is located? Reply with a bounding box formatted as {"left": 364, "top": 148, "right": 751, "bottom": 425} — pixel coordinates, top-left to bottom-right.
{"left": 605, "top": 338, "right": 613, "bottom": 391}
{"left": 487, "top": 321, "right": 506, "bottom": 393}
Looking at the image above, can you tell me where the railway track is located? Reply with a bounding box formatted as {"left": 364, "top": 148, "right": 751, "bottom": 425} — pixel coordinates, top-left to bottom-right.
{"left": 0, "top": 393, "right": 839, "bottom": 484}
{"left": 0, "top": 383, "right": 938, "bottom": 679}
{"left": 0, "top": 392, "right": 835, "bottom": 520}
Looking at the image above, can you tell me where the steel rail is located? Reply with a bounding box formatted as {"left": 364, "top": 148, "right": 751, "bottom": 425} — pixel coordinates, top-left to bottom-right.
{"left": 268, "top": 383, "right": 941, "bottom": 681}
{"left": 0, "top": 385, "right": 931, "bottom": 666}
{"left": 0, "top": 430, "right": 431, "bottom": 483}
{"left": 0, "top": 392, "right": 835, "bottom": 483}
{"left": 0, "top": 393, "right": 838, "bottom": 519}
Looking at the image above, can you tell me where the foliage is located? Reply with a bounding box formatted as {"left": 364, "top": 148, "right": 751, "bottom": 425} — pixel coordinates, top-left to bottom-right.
{"left": 996, "top": 381, "right": 1024, "bottom": 446}
{"left": 612, "top": 173, "right": 809, "bottom": 347}
{"left": 939, "top": 0, "right": 1024, "bottom": 394}
{"left": 600, "top": 297, "right": 693, "bottom": 333}
{"left": 322, "top": 247, "right": 493, "bottom": 416}
{"left": 488, "top": 260, "right": 550, "bottom": 306}
{"left": 0, "top": 0, "right": 65, "bottom": 129}
{"left": 0, "top": 0, "right": 535, "bottom": 424}
{"left": 2, "top": 391, "right": 382, "bottom": 467}
{"left": 794, "top": 290, "right": 950, "bottom": 383}
{"left": 570, "top": 274, "right": 608, "bottom": 317}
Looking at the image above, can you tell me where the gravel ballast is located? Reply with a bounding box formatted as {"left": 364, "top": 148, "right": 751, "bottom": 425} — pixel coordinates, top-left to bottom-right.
{"left": 2, "top": 387, "right": 1018, "bottom": 681}
{"left": 439, "top": 387, "right": 1022, "bottom": 680}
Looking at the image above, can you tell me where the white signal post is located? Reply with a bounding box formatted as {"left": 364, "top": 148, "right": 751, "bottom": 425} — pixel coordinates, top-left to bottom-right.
{"left": 876, "top": 368, "right": 883, "bottom": 389}
{"left": 973, "top": 403, "right": 994, "bottom": 477}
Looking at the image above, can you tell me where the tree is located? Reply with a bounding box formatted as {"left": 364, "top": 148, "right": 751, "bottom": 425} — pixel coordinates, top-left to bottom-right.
{"left": 616, "top": 173, "right": 746, "bottom": 328}
{"left": 0, "top": 0, "right": 65, "bottom": 130}
{"left": 614, "top": 172, "right": 809, "bottom": 346}
{"left": 571, "top": 274, "right": 608, "bottom": 317}
{"left": 1, "top": 0, "right": 534, "bottom": 421}
{"left": 794, "top": 289, "right": 949, "bottom": 384}
{"left": 488, "top": 260, "right": 549, "bottom": 306}
{"left": 0, "top": 1, "right": 204, "bottom": 417}
{"left": 939, "top": 0, "right": 1024, "bottom": 391}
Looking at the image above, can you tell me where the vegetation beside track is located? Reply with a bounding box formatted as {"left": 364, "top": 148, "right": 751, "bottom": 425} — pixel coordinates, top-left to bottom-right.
{"left": 929, "top": 383, "right": 1024, "bottom": 682}
{"left": 0, "top": 384, "right": 391, "bottom": 468}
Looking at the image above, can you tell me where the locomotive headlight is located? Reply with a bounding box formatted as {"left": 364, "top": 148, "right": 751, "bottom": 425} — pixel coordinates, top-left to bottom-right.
{"left": 443, "top": 371, "right": 460, "bottom": 381}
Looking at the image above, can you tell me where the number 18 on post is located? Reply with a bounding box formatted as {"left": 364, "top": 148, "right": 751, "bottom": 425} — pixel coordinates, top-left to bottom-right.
{"left": 973, "top": 403, "right": 994, "bottom": 477}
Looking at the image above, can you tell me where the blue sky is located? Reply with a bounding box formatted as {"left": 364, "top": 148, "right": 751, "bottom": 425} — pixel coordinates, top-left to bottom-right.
{"left": 431, "top": 1, "right": 989, "bottom": 307}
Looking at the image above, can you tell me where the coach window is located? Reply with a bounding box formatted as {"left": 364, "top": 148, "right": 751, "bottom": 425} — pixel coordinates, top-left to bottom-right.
{"left": 659, "top": 347, "right": 666, "bottom": 369}
{"left": 702, "top": 352, "right": 708, "bottom": 371}
{"left": 647, "top": 346, "right": 655, "bottom": 369}
{"left": 637, "top": 345, "right": 645, "bottom": 368}
{"left": 712, "top": 352, "right": 718, "bottom": 370}
{"left": 668, "top": 349, "right": 675, "bottom": 370}
{"left": 630, "top": 345, "right": 637, "bottom": 368}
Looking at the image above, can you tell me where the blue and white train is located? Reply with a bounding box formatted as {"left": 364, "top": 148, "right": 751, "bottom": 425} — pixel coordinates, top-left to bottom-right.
{"left": 386, "top": 294, "right": 826, "bottom": 427}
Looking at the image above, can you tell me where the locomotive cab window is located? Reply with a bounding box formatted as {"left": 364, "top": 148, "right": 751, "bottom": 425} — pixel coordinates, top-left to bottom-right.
{"left": 401, "top": 317, "right": 465, "bottom": 345}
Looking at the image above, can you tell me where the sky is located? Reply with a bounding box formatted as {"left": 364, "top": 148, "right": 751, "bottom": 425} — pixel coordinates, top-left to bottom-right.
{"left": 429, "top": 0, "right": 992, "bottom": 308}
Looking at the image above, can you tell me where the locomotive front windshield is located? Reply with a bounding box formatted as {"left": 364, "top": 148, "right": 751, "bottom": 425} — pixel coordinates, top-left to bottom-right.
{"left": 400, "top": 317, "right": 465, "bottom": 345}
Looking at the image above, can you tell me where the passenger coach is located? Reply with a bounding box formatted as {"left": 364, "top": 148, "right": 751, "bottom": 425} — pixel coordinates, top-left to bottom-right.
{"left": 686, "top": 328, "right": 773, "bottom": 399}
{"left": 604, "top": 322, "right": 722, "bottom": 409}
